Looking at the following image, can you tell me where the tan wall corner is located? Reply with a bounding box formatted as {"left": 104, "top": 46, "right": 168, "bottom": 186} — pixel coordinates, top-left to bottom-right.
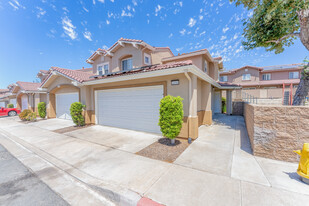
{"left": 84, "top": 110, "right": 95, "bottom": 124}
{"left": 188, "top": 116, "right": 199, "bottom": 139}
{"left": 178, "top": 116, "right": 189, "bottom": 138}
{"left": 48, "top": 93, "right": 56, "bottom": 118}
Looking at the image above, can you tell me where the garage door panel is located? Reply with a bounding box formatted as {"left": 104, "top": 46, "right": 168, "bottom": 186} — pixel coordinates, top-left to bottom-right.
{"left": 96, "top": 85, "right": 163, "bottom": 134}
{"left": 56, "top": 93, "right": 79, "bottom": 120}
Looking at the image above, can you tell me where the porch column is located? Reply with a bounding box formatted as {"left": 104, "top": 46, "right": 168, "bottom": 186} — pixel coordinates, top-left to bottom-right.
{"left": 201, "top": 82, "right": 212, "bottom": 125}
{"left": 80, "top": 86, "right": 94, "bottom": 124}
{"left": 226, "top": 90, "right": 232, "bottom": 115}
{"left": 188, "top": 74, "right": 198, "bottom": 139}
{"left": 47, "top": 92, "right": 56, "bottom": 118}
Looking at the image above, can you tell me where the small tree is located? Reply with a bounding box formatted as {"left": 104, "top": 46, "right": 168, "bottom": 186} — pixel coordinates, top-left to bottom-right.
{"left": 19, "top": 109, "right": 32, "bottom": 121}
{"left": 70, "top": 102, "right": 85, "bottom": 126}
{"left": 38, "top": 102, "right": 46, "bottom": 119}
{"left": 158, "top": 95, "right": 184, "bottom": 144}
{"left": 7, "top": 104, "right": 14, "bottom": 108}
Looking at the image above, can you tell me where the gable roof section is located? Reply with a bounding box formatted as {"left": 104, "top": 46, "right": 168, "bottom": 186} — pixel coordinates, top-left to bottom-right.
{"left": 220, "top": 65, "right": 263, "bottom": 75}
{"left": 16, "top": 81, "right": 41, "bottom": 91}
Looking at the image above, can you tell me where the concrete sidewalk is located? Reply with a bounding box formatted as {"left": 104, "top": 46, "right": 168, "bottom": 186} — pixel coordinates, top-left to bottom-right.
{"left": 0, "top": 116, "right": 308, "bottom": 206}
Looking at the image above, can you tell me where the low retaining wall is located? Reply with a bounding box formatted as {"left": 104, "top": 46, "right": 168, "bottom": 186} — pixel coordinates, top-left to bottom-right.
{"left": 244, "top": 104, "right": 309, "bottom": 162}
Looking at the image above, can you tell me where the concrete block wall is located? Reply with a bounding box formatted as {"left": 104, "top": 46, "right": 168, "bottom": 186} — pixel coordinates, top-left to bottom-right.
{"left": 244, "top": 104, "right": 309, "bottom": 162}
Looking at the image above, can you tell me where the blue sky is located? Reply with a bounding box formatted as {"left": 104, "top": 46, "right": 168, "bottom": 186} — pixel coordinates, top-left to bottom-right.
{"left": 0, "top": 0, "right": 307, "bottom": 88}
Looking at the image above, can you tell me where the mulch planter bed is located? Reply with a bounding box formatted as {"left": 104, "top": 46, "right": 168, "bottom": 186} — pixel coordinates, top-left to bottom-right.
{"left": 136, "top": 138, "right": 190, "bottom": 163}
{"left": 53, "top": 124, "right": 93, "bottom": 134}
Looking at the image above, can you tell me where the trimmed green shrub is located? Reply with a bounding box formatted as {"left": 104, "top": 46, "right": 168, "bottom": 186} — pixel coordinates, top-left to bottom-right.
{"left": 222, "top": 97, "right": 226, "bottom": 113}
{"left": 26, "top": 112, "right": 37, "bottom": 122}
{"left": 19, "top": 109, "right": 32, "bottom": 121}
{"left": 70, "top": 102, "right": 85, "bottom": 126}
{"left": 38, "top": 102, "right": 46, "bottom": 118}
{"left": 7, "top": 104, "right": 14, "bottom": 108}
{"left": 158, "top": 95, "right": 184, "bottom": 140}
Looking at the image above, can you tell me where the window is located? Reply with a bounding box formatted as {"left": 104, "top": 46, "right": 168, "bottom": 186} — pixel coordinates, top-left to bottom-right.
{"left": 144, "top": 53, "right": 151, "bottom": 65}
{"left": 220, "top": 76, "right": 228, "bottom": 82}
{"left": 97, "top": 63, "right": 109, "bottom": 75}
{"left": 122, "top": 58, "right": 133, "bottom": 71}
{"left": 262, "top": 73, "right": 271, "bottom": 80}
{"left": 242, "top": 73, "right": 251, "bottom": 80}
{"left": 204, "top": 61, "right": 208, "bottom": 73}
{"left": 289, "top": 71, "right": 299, "bottom": 79}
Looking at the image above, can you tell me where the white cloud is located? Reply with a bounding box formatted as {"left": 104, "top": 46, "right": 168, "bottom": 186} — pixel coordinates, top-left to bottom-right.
{"left": 199, "top": 15, "right": 203, "bottom": 20}
{"left": 132, "top": 0, "right": 137, "bottom": 6}
{"left": 110, "top": 0, "right": 114, "bottom": 2}
{"left": 200, "top": 31, "right": 206, "bottom": 36}
{"left": 8, "top": 0, "right": 25, "bottom": 10}
{"left": 220, "top": 35, "right": 227, "bottom": 40}
{"left": 62, "top": 7, "right": 69, "bottom": 13}
{"left": 233, "top": 33, "right": 238, "bottom": 40}
{"left": 98, "top": 0, "right": 104, "bottom": 3}
{"left": 83, "top": 7, "right": 89, "bottom": 12}
{"left": 36, "top": 7, "right": 46, "bottom": 18}
{"left": 155, "top": 4, "right": 162, "bottom": 16}
{"left": 168, "top": 33, "right": 173, "bottom": 38}
{"left": 188, "top": 18, "right": 196, "bottom": 27}
{"left": 180, "top": 28, "right": 186, "bottom": 36}
{"left": 83, "top": 30, "right": 92, "bottom": 41}
{"left": 121, "top": 9, "right": 133, "bottom": 17}
{"left": 61, "top": 16, "right": 78, "bottom": 40}
{"left": 92, "top": 0, "right": 96, "bottom": 5}
{"left": 222, "top": 26, "right": 229, "bottom": 33}
{"left": 106, "top": 19, "right": 110, "bottom": 25}
{"left": 176, "top": 47, "right": 183, "bottom": 52}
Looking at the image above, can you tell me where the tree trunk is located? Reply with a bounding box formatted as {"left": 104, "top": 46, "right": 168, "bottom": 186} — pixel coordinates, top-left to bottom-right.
{"left": 298, "top": 9, "right": 309, "bottom": 51}
{"left": 292, "top": 63, "right": 309, "bottom": 105}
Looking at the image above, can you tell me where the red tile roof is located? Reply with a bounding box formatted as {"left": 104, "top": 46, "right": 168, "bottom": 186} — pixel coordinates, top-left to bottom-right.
{"left": 51, "top": 67, "right": 94, "bottom": 82}
{"left": 17, "top": 81, "right": 41, "bottom": 91}
{"left": 0, "top": 89, "right": 9, "bottom": 93}
{"left": 76, "top": 67, "right": 93, "bottom": 73}
{"left": 85, "top": 60, "right": 193, "bottom": 82}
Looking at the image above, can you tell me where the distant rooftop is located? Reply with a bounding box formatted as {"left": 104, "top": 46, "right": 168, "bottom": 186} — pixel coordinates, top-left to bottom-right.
{"left": 262, "top": 63, "right": 303, "bottom": 71}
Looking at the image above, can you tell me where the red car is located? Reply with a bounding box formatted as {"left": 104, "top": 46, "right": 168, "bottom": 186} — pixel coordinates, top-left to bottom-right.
{"left": 0, "top": 107, "right": 21, "bottom": 116}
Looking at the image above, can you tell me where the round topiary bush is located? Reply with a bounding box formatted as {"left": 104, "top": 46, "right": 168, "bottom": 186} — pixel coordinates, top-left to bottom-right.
{"left": 158, "top": 95, "right": 184, "bottom": 144}
{"left": 19, "top": 109, "right": 32, "bottom": 121}
{"left": 38, "top": 102, "right": 46, "bottom": 118}
{"left": 7, "top": 104, "right": 14, "bottom": 108}
{"left": 70, "top": 102, "right": 85, "bottom": 126}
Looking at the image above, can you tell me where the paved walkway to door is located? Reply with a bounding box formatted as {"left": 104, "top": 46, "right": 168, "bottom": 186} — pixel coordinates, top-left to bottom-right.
{"left": 0, "top": 115, "right": 308, "bottom": 206}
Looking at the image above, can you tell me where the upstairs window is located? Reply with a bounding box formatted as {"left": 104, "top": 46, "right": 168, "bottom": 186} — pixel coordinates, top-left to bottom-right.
{"left": 122, "top": 58, "right": 133, "bottom": 71}
{"left": 242, "top": 73, "right": 251, "bottom": 81}
{"left": 289, "top": 71, "right": 299, "bottom": 79}
{"left": 220, "top": 76, "right": 228, "bottom": 82}
{"left": 144, "top": 53, "right": 151, "bottom": 65}
{"left": 262, "top": 73, "right": 271, "bottom": 80}
{"left": 204, "top": 61, "right": 208, "bottom": 73}
{"left": 97, "top": 63, "right": 109, "bottom": 75}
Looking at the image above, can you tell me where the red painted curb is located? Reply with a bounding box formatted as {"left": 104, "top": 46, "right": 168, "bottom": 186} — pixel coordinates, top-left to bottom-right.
{"left": 137, "top": 197, "right": 164, "bottom": 206}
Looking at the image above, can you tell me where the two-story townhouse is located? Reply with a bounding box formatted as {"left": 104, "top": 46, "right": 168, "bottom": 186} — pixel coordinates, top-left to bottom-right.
{"left": 220, "top": 64, "right": 303, "bottom": 103}
{"left": 40, "top": 38, "right": 239, "bottom": 140}
{"left": 0, "top": 89, "right": 10, "bottom": 107}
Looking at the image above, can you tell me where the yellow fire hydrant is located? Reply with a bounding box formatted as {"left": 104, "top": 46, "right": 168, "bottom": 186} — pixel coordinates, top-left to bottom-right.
{"left": 294, "top": 143, "right": 309, "bottom": 184}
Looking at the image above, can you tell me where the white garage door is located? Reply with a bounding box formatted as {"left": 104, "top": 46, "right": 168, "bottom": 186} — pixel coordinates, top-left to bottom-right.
{"left": 56, "top": 93, "right": 79, "bottom": 120}
{"left": 10, "top": 99, "right": 16, "bottom": 108}
{"left": 214, "top": 91, "right": 222, "bottom": 114}
{"left": 21, "top": 95, "right": 28, "bottom": 111}
{"left": 96, "top": 85, "right": 163, "bottom": 134}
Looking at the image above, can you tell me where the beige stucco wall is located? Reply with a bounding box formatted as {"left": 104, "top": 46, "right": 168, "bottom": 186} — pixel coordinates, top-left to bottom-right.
{"left": 244, "top": 104, "right": 309, "bottom": 162}
{"left": 45, "top": 76, "right": 74, "bottom": 92}
{"left": 151, "top": 49, "right": 173, "bottom": 65}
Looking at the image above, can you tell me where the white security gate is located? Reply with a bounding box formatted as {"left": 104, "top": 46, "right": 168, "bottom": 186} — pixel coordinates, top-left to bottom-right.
{"left": 214, "top": 91, "right": 222, "bottom": 113}
{"left": 21, "top": 95, "right": 28, "bottom": 111}
{"left": 56, "top": 93, "right": 79, "bottom": 120}
{"left": 10, "top": 99, "right": 16, "bottom": 108}
{"left": 95, "top": 85, "right": 163, "bottom": 134}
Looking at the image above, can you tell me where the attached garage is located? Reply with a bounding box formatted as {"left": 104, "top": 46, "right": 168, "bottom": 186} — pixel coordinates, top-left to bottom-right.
{"left": 21, "top": 94, "right": 28, "bottom": 111}
{"left": 56, "top": 93, "right": 79, "bottom": 120}
{"left": 95, "top": 85, "right": 163, "bottom": 134}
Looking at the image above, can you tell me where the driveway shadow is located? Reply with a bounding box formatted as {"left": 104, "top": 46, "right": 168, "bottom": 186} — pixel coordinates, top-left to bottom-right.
{"left": 284, "top": 172, "right": 304, "bottom": 184}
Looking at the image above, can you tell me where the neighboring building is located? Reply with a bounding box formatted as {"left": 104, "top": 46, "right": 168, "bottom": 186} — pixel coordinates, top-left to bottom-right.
{"left": 219, "top": 64, "right": 303, "bottom": 103}
{"left": 0, "top": 89, "right": 10, "bottom": 107}
{"left": 39, "top": 38, "right": 239, "bottom": 139}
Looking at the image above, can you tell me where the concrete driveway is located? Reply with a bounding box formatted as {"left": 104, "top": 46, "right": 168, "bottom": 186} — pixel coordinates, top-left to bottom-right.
{"left": 0, "top": 115, "right": 308, "bottom": 206}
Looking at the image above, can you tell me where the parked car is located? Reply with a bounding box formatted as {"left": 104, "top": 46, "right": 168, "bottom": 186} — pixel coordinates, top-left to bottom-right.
{"left": 0, "top": 107, "right": 21, "bottom": 116}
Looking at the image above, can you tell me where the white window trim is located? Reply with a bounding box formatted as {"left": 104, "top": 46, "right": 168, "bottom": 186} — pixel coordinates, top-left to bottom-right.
{"left": 97, "top": 62, "right": 109, "bottom": 75}
{"left": 221, "top": 76, "right": 228, "bottom": 82}
{"left": 144, "top": 53, "right": 151, "bottom": 65}
{"left": 242, "top": 73, "right": 251, "bottom": 81}
{"left": 204, "top": 61, "right": 208, "bottom": 73}
{"left": 289, "top": 71, "right": 299, "bottom": 79}
{"left": 122, "top": 57, "right": 133, "bottom": 71}
{"left": 262, "top": 73, "right": 271, "bottom": 81}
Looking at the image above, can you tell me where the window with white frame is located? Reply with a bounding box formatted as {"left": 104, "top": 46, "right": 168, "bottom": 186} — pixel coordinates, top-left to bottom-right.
{"left": 262, "top": 73, "right": 271, "bottom": 80}
{"left": 242, "top": 73, "right": 251, "bottom": 80}
{"left": 122, "top": 58, "right": 133, "bottom": 71}
{"left": 204, "top": 61, "right": 208, "bottom": 73}
{"left": 144, "top": 53, "right": 151, "bottom": 65}
{"left": 220, "top": 76, "right": 228, "bottom": 82}
{"left": 97, "top": 63, "right": 109, "bottom": 75}
{"left": 289, "top": 71, "right": 299, "bottom": 79}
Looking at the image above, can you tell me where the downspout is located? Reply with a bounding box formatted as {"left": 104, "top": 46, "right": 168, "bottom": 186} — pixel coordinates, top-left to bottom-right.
{"left": 184, "top": 72, "right": 192, "bottom": 144}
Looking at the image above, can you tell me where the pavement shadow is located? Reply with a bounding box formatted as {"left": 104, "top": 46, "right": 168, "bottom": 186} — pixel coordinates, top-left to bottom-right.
{"left": 284, "top": 171, "right": 304, "bottom": 184}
